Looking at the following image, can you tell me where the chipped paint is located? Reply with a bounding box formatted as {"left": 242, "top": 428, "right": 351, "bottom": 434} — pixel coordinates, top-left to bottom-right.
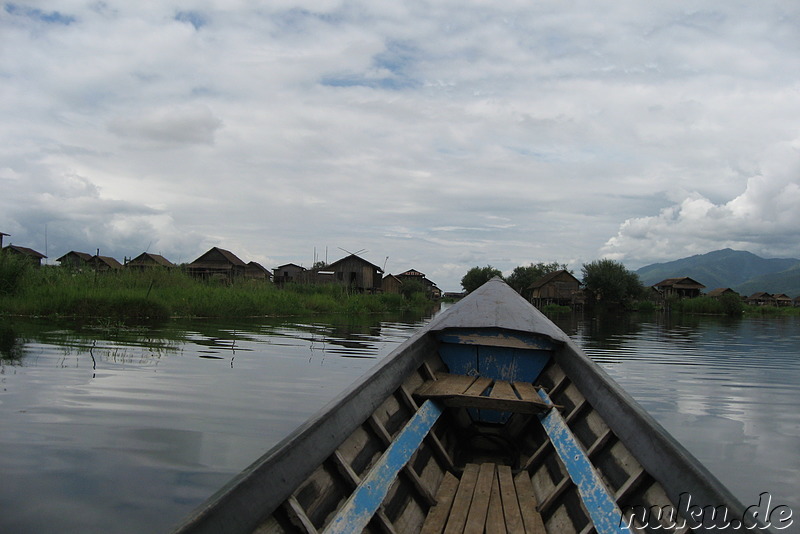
{"left": 322, "top": 400, "right": 443, "bottom": 534}
{"left": 537, "top": 389, "right": 627, "bottom": 534}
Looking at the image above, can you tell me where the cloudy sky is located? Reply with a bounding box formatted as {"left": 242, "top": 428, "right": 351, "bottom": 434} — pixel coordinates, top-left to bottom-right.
{"left": 2, "top": 1, "right": 799, "bottom": 291}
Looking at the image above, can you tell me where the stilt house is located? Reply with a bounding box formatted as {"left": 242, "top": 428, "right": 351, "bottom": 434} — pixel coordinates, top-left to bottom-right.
{"left": 187, "top": 247, "right": 247, "bottom": 281}
{"left": 326, "top": 254, "right": 383, "bottom": 293}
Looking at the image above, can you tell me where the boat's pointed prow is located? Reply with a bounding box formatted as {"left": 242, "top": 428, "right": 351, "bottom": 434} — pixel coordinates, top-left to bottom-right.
{"left": 422, "top": 276, "right": 571, "bottom": 343}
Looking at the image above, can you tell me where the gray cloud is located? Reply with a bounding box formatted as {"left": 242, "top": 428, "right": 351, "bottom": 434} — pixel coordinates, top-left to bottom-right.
{"left": 107, "top": 105, "right": 223, "bottom": 147}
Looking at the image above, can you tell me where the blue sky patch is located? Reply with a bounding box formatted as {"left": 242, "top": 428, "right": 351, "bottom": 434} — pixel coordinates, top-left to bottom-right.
{"left": 5, "top": 3, "right": 75, "bottom": 25}
{"left": 321, "top": 40, "right": 419, "bottom": 90}
{"left": 175, "top": 11, "right": 207, "bottom": 30}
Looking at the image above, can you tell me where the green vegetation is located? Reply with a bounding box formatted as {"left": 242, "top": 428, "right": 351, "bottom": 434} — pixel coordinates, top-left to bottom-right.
{"left": 670, "top": 295, "right": 741, "bottom": 316}
{"left": 506, "top": 262, "right": 569, "bottom": 300}
{"left": 0, "top": 266, "right": 435, "bottom": 321}
{"left": 743, "top": 304, "right": 800, "bottom": 316}
{"left": 0, "top": 252, "right": 31, "bottom": 296}
{"left": 581, "top": 259, "right": 646, "bottom": 308}
{"left": 461, "top": 265, "right": 503, "bottom": 293}
{"left": 664, "top": 294, "right": 800, "bottom": 317}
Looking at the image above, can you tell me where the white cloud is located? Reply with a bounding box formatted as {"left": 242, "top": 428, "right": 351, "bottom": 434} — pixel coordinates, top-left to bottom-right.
{"left": 603, "top": 141, "right": 800, "bottom": 264}
{"left": 2, "top": 2, "right": 799, "bottom": 289}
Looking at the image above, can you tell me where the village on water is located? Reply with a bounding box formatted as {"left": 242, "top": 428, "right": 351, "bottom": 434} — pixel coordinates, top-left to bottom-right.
{"left": 2, "top": 230, "right": 799, "bottom": 308}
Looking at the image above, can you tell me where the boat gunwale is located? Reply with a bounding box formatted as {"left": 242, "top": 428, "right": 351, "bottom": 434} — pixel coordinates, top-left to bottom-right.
{"left": 551, "top": 336, "right": 758, "bottom": 530}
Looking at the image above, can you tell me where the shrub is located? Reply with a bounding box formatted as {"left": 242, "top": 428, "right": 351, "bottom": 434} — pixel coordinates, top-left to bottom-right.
{"left": 0, "top": 253, "right": 30, "bottom": 295}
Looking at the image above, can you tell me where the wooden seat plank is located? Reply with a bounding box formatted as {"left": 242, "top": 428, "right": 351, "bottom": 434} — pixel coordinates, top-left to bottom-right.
{"left": 443, "top": 464, "right": 480, "bottom": 534}
{"left": 511, "top": 382, "right": 539, "bottom": 403}
{"left": 498, "top": 465, "right": 525, "bottom": 534}
{"left": 440, "top": 395, "right": 550, "bottom": 415}
{"left": 420, "top": 472, "right": 460, "bottom": 534}
{"left": 463, "top": 376, "right": 492, "bottom": 397}
{"left": 416, "top": 374, "right": 552, "bottom": 414}
{"left": 489, "top": 380, "right": 519, "bottom": 402}
{"left": 416, "top": 374, "right": 478, "bottom": 397}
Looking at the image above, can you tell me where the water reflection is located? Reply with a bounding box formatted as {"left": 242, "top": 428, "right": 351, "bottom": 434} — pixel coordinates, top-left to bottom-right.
{"left": 0, "top": 311, "right": 436, "bottom": 534}
{"left": 560, "top": 311, "right": 800, "bottom": 519}
{"left": 0, "top": 323, "right": 23, "bottom": 360}
{"left": 1, "top": 308, "right": 796, "bottom": 533}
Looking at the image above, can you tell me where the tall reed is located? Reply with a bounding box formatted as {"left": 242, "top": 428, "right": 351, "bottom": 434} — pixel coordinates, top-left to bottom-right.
{"left": 0, "top": 266, "right": 435, "bottom": 320}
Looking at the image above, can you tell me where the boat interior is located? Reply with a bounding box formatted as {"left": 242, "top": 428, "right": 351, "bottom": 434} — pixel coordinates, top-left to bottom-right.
{"left": 256, "top": 328, "right": 690, "bottom": 534}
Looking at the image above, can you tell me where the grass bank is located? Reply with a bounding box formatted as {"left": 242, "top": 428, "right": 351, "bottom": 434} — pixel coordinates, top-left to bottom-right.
{"left": 667, "top": 295, "right": 800, "bottom": 317}
{"left": 0, "top": 261, "right": 434, "bottom": 321}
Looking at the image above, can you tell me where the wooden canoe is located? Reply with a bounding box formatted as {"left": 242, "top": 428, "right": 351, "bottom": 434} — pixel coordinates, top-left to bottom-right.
{"left": 173, "top": 278, "right": 762, "bottom": 534}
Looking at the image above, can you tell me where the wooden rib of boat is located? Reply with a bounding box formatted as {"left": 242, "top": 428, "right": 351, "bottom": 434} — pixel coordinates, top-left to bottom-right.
{"left": 173, "top": 278, "right": 761, "bottom": 534}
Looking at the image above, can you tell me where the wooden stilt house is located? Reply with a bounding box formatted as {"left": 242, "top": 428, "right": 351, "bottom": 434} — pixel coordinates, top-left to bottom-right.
{"left": 326, "top": 254, "right": 383, "bottom": 293}
{"left": 187, "top": 247, "right": 247, "bottom": 282}
{"left": 3, "top": 245, "right": 47, "bottom": 267}
{"left": 56, "top": 251, "right": 93, "bottom": 270}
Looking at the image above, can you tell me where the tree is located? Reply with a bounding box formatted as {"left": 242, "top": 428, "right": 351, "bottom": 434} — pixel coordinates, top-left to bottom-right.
{"left": 581, "top": 259, "right": 644, "bottom": 307}
{"left": 506, "top": 262, "right": 569, "bottom": 299}
{"left": 461, "top": 265, "right": 503, "bottom": 293}
{"left": 399, "top": 278, "right": 427, "bottom": 299}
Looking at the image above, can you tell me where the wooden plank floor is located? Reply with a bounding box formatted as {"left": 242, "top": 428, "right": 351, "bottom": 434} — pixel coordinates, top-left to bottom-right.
{"left": 421, "top": 463, "right": 546, "bottom": 534}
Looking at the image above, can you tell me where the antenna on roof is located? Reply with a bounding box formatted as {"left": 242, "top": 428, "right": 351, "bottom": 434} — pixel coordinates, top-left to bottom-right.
{"left": 338, "top": 247, "right": 367, "bottom": 257}
{"left": 383, "top": 256, "right": 388, "bottom": 271}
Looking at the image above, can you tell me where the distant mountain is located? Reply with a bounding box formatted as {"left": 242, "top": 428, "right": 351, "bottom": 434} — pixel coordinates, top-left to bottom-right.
{"left": 733, "top": 263, "right": 800, "bottom": 296}
{"left": 635, "top": 249, "right": 800, "bottom": 296}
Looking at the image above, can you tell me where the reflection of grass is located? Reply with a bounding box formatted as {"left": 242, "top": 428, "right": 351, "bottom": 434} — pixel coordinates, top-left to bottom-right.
{"left": 0, "top": 323, "right": 23, "bottom": 360}
{"left": 0, "top": 268, "right": 435, "bottom": 321}
{"left": 541, "top": 303, "right": 571, "bottom": 314}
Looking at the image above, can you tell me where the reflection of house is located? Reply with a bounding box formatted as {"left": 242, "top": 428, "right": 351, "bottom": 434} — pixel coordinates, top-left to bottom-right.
{"left": 88, "top": 255, "right": 123, "bottom": 271}
{"left": 126, "top": 252, "right": 175, "bottom": 270}
{"left": 746, "top": 292, "right": 774, "bottom": 306}
{"left": 3, "top": 245, "right": 47, "bottom": 267}
{"left": 706, "top": 288, "right": 739, "bottom": 299}
{"left": 529, "top": 270, "right": 583, "bottom": 307}
{"left": 187, "top": 247, "right": 247, "bottom": 281}
{"left": 652, "top": 277, "right": 705, "bottom": 299}
{"left": 326, "top": 254, "right": 383, "bottom": 293}
{"left": 773, "top": 293, "right": 792, "bottom": 307}
{"left": 396, "top": 269, "right": 441, "bottom": 298}
{"left": 245, "top": 261, "right": 272, "bottom": 281}
{"left": 57, "top": 251, "right": 93, "bottom": 269}
{"left": 272, "top": 263, "right": 306, "bottom": 286}
{"left": 382, "top": 274, "right": 403, "bottom": 294}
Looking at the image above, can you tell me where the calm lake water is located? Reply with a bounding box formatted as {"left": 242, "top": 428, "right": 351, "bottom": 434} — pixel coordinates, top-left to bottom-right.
{"left": 1, "top": 309, "right": 798, "bottom": 533}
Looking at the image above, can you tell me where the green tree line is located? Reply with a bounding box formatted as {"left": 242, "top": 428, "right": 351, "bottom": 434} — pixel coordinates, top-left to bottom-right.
{"left": 459, "top": 259, "right": 794, "bottom": 317}
{"left": 460, "top": 259, "right": 647, "bottom": 308}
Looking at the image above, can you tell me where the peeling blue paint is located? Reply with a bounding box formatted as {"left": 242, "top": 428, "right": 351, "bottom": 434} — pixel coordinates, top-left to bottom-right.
{"left": 322, "top": 400, "right": 443, "bottom": 534}
{"left": 537, "top": 389, "right": 626, "bottom": 534}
